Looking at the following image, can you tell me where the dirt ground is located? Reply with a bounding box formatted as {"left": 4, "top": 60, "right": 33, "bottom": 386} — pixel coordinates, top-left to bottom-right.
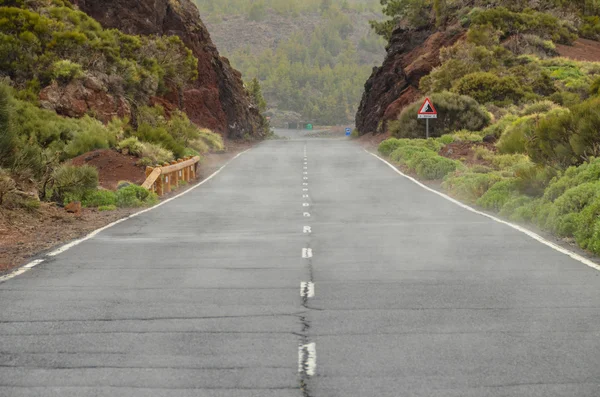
{"left": 557, "top": 38, "right": 600, "bottom": 62}
{"left": 0, "top": 141, "right": 256, "bottom": 275}
{"left": 439, "top": 141, "right": 497, "bottom": 167}
{"left": 71, "top": 149, "right": 147, "bottom": 190}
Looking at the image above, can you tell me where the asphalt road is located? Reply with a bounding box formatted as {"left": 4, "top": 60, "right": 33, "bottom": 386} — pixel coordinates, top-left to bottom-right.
{"left": 1, "top": 129, "right": 600, "bottom": 396}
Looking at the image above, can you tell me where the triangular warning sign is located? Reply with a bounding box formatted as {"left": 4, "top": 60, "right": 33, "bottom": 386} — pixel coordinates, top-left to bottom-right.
{"left": 418, "top": 98, "right": 437, "bottom": 115}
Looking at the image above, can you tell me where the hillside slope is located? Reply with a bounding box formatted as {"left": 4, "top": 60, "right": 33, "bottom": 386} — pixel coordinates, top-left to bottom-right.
{"left": 74, "top": 0, "right": 264, "bottom": 139}
{"left": 195, "top": 0, "right": 386, "bottom": 125}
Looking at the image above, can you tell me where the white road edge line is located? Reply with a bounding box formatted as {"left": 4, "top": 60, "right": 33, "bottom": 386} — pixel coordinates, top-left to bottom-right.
{"left": 298, "top": 342, "right": 317, "bottom": 376}
{"left": 0, "top": 149, "right": 252, "bottom": 284}
{"left": 367, "top": 150, "right": 600, "bottom": 272}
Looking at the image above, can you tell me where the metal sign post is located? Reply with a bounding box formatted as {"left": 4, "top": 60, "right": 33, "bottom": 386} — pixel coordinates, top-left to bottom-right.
{"left": 417, "top": 98, "right": 438, "bottom": 138}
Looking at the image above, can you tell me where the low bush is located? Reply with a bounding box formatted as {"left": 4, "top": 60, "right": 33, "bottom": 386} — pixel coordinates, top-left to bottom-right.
{"left": 50, "top": 164, "right": 98, "bottom": 204}
{"left": 115, "top": 185, "right": 159, "bottom": 208}
{"left": 51, "top": 60, "right": 84, "bottom": 84}
{"left": 139, "top": 142, "right": 174, "bottom": 165}
{"left": 496, "top": 116, "right": 537, "bottom": 154}
{"left": 453, "top": 72, "right": 527, "bottom": 105}
{"left": 520, "top": 100, "right": 558, "bottom": 116}
{"left": 81, "top": 190, "right": 117, "bottom": 208}
{"left": 442, "top": 171, "right": 504, "bottom": 203}
{"left": 98, "top": 205, "right": 117, "bottom": 212}
{"left": 391, "top": 91, "right": 491, "bottom": 138}
{"left": 136, "top": 123, "right": 185, "bottom": 159}
{"left": 63, "top": 117, "right": 117, "bottom": 158}
{"left": 378, "top": 138, "right": 404, "bottom": 156}
{"left": 491, "top": 154, "right": 531, "bottom": 171}
{"left": 452, "top": 130, "right": 483, "bottom": 143}
{"left": 117, "top": 137, "right": 144, "bottom": 156}
{"left": 0, "top": 169, "right": 16, "bottom": 207}
{"left": 481, "top": 115, "right": 518, "bottom": 138}
{"left": 499, "top": 195, "right": 536, "bottom": 220}
{"left": 414, "top": 156, "right": 461, "bottom": 180}
{"left": 477, "top": 179, "right": 518, "bottom": 211}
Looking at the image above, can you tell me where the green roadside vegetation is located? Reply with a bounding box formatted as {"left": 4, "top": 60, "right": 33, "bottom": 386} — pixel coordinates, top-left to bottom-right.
{"left": 0, "top": 1, "right": 224, "bottom": 212}
{"left": 376, "top": 1, "right": 600, "bottom": 256}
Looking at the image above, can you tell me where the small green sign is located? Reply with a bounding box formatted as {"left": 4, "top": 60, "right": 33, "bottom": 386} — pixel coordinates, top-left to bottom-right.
{"left": 306, "top": 124, "right": 313, "bottom": 130}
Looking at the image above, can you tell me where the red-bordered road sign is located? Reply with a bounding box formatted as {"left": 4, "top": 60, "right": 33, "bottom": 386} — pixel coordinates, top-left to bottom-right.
{"left": 417, "top": 98, "right": 437, "bottom": 119}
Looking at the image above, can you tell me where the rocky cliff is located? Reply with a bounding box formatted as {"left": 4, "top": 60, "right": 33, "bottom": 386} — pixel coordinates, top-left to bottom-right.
{"left": 74, "top": 0, "right": 264, "bottom": 139}
{"left": 355, "top": 27, "right": 464, "bottom": 135}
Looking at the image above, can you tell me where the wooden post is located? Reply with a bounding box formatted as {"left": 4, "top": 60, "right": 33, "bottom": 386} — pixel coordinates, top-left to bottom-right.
{"left": 145, "top": 167, "right": 154, "bottom": 192}
{"left": 156, "top": 173, "right": 163, "bottom": 196}
{"left": 164, "top": 173, "right": 171, "bottom": 194}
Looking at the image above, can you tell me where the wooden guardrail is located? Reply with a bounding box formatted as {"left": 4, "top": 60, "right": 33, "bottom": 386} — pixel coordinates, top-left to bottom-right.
{"left": 142, "top": 156, "right": 201, "bottom": 196}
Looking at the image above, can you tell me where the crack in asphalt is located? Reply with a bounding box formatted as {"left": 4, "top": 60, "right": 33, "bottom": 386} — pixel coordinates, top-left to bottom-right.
{"left": 298, "top": 144, "right": 315, "bottom": 397}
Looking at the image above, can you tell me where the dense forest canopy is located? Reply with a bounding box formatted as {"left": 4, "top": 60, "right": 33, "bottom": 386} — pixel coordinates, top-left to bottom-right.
{"left": 194, "top": 0, "right": 386, "bottom": 126}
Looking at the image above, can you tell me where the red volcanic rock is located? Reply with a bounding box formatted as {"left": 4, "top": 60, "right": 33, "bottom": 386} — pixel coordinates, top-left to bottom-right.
{"left": 39, "top": 76, "right": 131, "bottom": 123}
{"left": 356, "top": 27, "right": 465, "bottom": 135}
{"left": 73, "top": 0, "right": 264, "bottom": 139}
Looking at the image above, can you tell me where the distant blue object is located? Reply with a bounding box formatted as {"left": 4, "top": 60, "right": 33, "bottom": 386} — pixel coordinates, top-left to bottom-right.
{"left": 345, "top": 127, "right": 351, "bottom": 136}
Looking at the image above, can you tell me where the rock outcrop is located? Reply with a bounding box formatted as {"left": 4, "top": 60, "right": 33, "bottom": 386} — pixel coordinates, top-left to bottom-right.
{"left": 355, "top": 27, "right": 464, "bottom": 135}
{"left": 39, "top": 75, "right": 131, "bottom": 123}
{"left": 73, "top": 0, "right": 264, "bottom": 139}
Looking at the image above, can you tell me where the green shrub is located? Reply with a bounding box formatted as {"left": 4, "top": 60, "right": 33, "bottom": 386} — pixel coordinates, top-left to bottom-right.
{"left": 139, "top": 142, "right": 174, "bottom": 165}
{"left": 508, "top": 197, "right": 540, "bottom": 223}
{"left": 117, "top": 137, "right": 144, "bottom": 156}
{"left": 391, "top": 91, "right": 491, "bottom": 138}
{"left": 491, "top": 154, "right": 531, "bottom": 171}
{"left": 543, "top": 159, "right": 600, "bottom": 202}
{"left": 497, "top": 116, "right": 537, "bottom": 154}
{"left": 499, "top": 194, "right": 535, "bottom": 220}
{"left": 572, "top": 197, "right": 600, "bottom": 248}
{"left": 389, "top": 146, "right": 435, "bottom": 166}
{"left": 520, "top": 101, "right": 558, "bottom": 117}
{"left": 50, "top": 164, "right": 98, "bottom": 204}
{"left": 442, "top": 172, "right": 504, "bottom": 203}
{"left": 197, "top": 128, "right": 225, "bottom": 152}
{"left": 51, "top": 60, "right": 84, "bottom": 84}
{"left": 136, "top": 123, "right": 185, "bottom": 159}
{"left": 452, "top": 130, "right": 483, "bottom": 143}
{"left": 414, "top": 156, "right": 461, "bottom": 180}
{"left": 378, "top": 138, "right": 404, "bottom": 156}
{"left": 98, "top": 204, "right": 117, "bottom": 212}
{"left": 0, "top": 169, "right": 16, "bottom": 207}
{"left": 481, "top": 115, "right": 518, "bottom": 138}
{"left": 437, "top": 134, "right": 455, "bottom": 145}
{"left": 477, "top": 179, "right": 518, "bottom": 211}
{"left": 115, "top": 184, "right": 159, "bottom": 208}
{"left": 525, "top": 108, "right": 575, "bottom": 168}
{"left": 468, "top": 7, "right": 577, "bottom": 44}
{"left": 453, "top": 72, "right": 527, "bottom": 105}
{"left": 63, "top": 117, "right": 117, "bottom": 158}
{"left": 81, "top": 190, "right": 116, "bottom": 208}
{"left": 513, "top": 162, "right": 556, "bottom": 196}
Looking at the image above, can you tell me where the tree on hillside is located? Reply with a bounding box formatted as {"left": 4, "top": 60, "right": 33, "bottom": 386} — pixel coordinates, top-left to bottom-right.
{"left": 247, "top": 78, "right": 267, "bottom": 113}
{"left": 370, "top": 0, "right": 432, "bottom": 39}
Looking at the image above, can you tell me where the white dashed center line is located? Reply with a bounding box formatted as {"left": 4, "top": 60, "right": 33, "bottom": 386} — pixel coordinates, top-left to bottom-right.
{"left": 302, "top": 248, "right": 313, "bottom": 258}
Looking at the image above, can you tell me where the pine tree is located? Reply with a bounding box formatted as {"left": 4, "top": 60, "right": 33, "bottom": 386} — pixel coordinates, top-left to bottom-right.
{"left": 247, "top": 78, "right": 267, "bottom": 113}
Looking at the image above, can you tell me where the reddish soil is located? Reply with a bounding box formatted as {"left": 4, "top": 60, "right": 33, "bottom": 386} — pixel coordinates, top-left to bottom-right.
{"left": 71, "top": 149, "right": 147, "bottom": 190}
{"left": 0, "top": 205, "right": 137, "bottom": 273}
{"left": 439, "top": 141, "right": 497, "bottom": 167}
{"left": 0, "top": 142, "right": 256, "bottom": 274}
{"left": 556, "top": 38, "right": 600, "bottom": 62}
{"left": 357, "top": 131, "right": 392, "bottom": 150}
